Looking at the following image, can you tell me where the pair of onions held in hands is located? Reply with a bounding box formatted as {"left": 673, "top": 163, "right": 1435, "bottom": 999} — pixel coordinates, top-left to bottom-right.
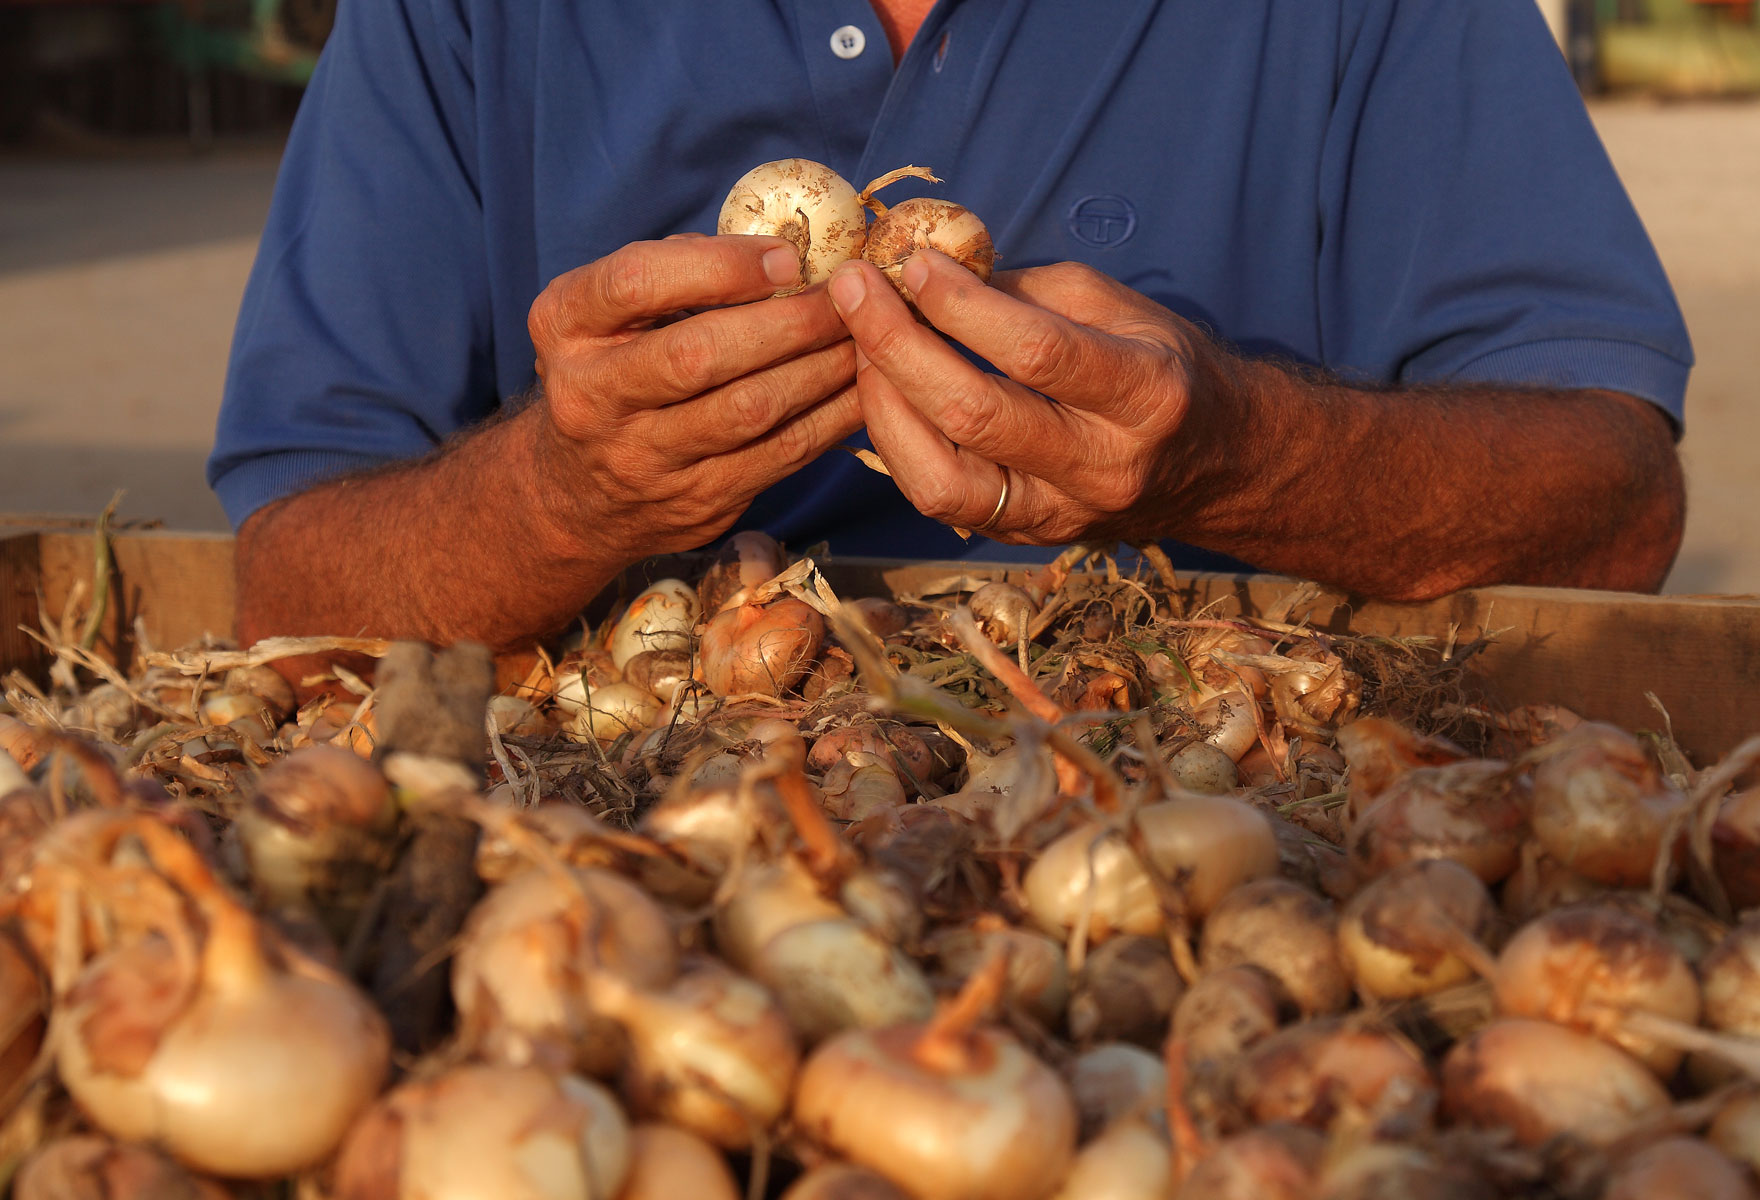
{"left": 718, "top": 158, "right": 995, "bottom": 297}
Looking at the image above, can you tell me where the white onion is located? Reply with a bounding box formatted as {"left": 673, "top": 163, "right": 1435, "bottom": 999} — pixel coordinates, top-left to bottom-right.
{"left": 333, "top": 1065, "right": 631, "bottom": 1200}
{"left": 557, "top": 680, "right": 661, "bottom": 743}
{"left": 1190, "top": 693, "right": 1259, "bottom": 763}
{"left": 1067, "top": 1043, "right": 1167, "bottom": 1139}
{"left": 863, "top": 197, "right": 996, "bottom": 298}
{"left": 1199, "top": 879, "right": 1351, "bottom": 1016}
{"left": 719, "top": 159, "right": 867, "bottom": 290}
{"left": 1046, "top": 1117, "right": 1172, "bottom": 1200}
{"left": 617, "top": 1124, "right": 741, "bottom": 1200}
{"left": 609, "top": 579, "right": 698, "bottom": 671}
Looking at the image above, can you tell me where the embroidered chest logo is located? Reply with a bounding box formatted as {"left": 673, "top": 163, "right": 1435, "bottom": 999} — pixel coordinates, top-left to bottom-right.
{"left": 1066, "top": 194, "right": 1138, "bottom": 247}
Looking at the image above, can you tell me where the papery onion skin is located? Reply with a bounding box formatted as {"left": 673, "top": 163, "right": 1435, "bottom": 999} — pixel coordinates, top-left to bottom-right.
{"left": 58, "top": 931, "right": 390, "bottom": 1178}
{"left": 1335, "top": 716, "right": 1468, "bottom": 825}
{"left": 1172, "top": 964, "right": 1284, "bottom": 1068}
{"left": 14, "top": 1136, "right": 233, "bottom": 1200}
{"left": 1199, "top": 879, "right": 1352, "bottom": 1017}
{"left": 794, "top": 1023, "right": 1077, "bottom": 1200}
{"left": 609, "top": 579, "right": 698, "bottom": 671}
{"left": 1313, "top": 1143, "right": 1492, "bottom": 1200}
{"left": 0, "top": 928, "right": 46, "bottom": 1111}
{"left": 1529, "top": 721, "right": 1689, "bottom": 887}
{"left": 1233, "top": 1020, "right": 1434, "bottom": 1131}
{"left": 1492, "top": 903, "right": 1701, "bottom": 1075}
{"left": 1338, "top": 858, "right": 1494, "bottom": 1001}
{"left": 1703, "top": 918, "right": 1760, "bottom": 1037}
{"left": 1346, "top": 760, "right": 1529, "bottom": 885}
{"left": 967, "top": 583, "right": 1037, "bottom": 649}
{"left": 1067, "top": 934, "right": 1184, "bottom": 1048}
{"left": 720, "top": 159, "right": 867, "bottom": 290}
{"left": 1132, "top": 791, "right": 1279, "bottom": 919}
{"left": 1067, "top": 1043, "right": 1167, "bottom": 1139}
{"left": 333, "top": 1065, "right": 631, "bottom": 1200}
{"left": 1440, "top": 1018, "right": 1669, "bottom": 1147}
{"left": 451, "top": 866, "right": 678, "bottom": 1074}
{"left": 1046, "top": 1116, "right": 1173, "bottom": 1200}
{"left": 698, "top": 598, "right": 826, "bottom": 698}
{"left": 751, "top": 917, "right": 935, "bottom": 1044}
{"left": 618, "top": 1124, "right": 741, "bottom": 1200}
{"left": 782, "top": 1164, "right": 915, "bottom": 1200}
{"left": 1022, "top": 822, "right": 1161, "bottom": 942}
{"left": 1601, "top": 1136, "right": 1757, "bottom": 1200}
{"left": 698, "top": 530, "right": 787, "bottom": 614}
{"left": 864, "top": 197, "right": 995, "bottom": 299}
{"left": 1175, "top": 1124, "right": 1323, "bottom": 1200}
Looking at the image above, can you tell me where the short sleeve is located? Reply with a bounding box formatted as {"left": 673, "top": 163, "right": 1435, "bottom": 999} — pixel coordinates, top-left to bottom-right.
{"left": 207, "top": 0, "right": 496, "bottom": 529}
{"left": 1317, "top": 0, "right": 1692, "bottom": 425}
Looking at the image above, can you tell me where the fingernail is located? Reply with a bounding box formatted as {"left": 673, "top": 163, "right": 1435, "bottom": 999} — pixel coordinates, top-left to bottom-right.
{"left": 902, "top": 253, "right": 930, "bottom": 296}
{"left": 763, "top": 246, "right": 801, "bottom": 287}
{"left": 829, "top": 266, "right": 866, "bottom": 314}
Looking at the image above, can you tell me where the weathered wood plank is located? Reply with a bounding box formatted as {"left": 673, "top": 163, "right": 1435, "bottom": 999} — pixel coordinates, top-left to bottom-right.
{"left": 0, "top": 533, "right": 44, "bottom": 680}
{"left": 36, "top": 530, "right": 235, "bottom": 668}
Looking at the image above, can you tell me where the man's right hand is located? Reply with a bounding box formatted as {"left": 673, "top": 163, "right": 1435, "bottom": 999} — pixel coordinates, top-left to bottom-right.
{"left": 524, "top": 235, "right": 861, "bottom": 564}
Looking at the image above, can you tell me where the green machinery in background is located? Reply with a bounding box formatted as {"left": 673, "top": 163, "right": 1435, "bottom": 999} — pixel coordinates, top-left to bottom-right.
{"left": 153, "top": 0, "right": 326, "bottom": 136}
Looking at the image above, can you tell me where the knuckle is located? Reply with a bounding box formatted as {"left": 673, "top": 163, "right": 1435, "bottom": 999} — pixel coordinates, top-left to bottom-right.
{"left": 599, "top": 251, "right": 654, "bottom": 315}
{"left": 770, "top": 414, "right": 818, "bottom": 466}
{"left": 526, "top": 284, "right": 563, "bottom": 351}
{"left": 938, "top": 393, "right": 993, "bottom": 448}
{"left": 660, "top": 324, "right": 720, "bottom": 395}
{"left": 724, "top": 376, "right": 777, "bottom": 437}
{"left": 865, "top": 319, "right": 917, "bottom": 366}
{"left": 1012, "top": 324, "right": 1075, "bottom": 390}
{"left": 910, "top": 475, "right": 964, "bottom": 523}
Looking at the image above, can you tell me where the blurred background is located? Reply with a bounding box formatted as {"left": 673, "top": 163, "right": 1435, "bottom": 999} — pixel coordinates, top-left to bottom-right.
{"left": 0, "top": 0, "right": 1755, "bottom": 593}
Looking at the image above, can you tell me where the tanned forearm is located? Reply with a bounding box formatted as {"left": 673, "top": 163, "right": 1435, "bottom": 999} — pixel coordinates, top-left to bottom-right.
{"left": 1176, "top": 352, "right": 1686, "bottom": 600}
{"left": 235, "top": 404, "right": 617, "bottom": 655}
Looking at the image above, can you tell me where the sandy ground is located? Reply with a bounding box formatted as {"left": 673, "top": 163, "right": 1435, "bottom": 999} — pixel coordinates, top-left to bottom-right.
{"left": 0, "top": 101, "right": 1756, "bottom": 593}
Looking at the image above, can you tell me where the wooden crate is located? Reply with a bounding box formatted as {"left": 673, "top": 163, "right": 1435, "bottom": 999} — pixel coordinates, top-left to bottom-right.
{"left": 3, "top": 525, "right": 1757, "bottom": 765}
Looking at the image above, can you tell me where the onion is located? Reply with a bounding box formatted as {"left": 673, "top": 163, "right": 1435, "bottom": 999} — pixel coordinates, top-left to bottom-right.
{"left": 1022, "top": 822, "right": 1161, "bottom": 942}
{"left": 1165, "top": 742, "right": 1238, "bottom": 794}
{"left": 1440, "top": 1018, "right": 1669, "bottom": 1146}
{"left": 1530, "top": 721, "right": 1689, "bottom": 887}
{"left": 1067, "top": 1043, "right": 1167, "bottom": 1138}
{"left": 1189, "top": 693, "right": 1259, "bottom": 763}
{"left": 1175, "top": 1124, "right": 1323, "bottom": 1200}
{"left": 1199, "top": 880, "right": 1352, "bottom": 1016}
{"left": 1334, "top": 716, "right": 1467, "bottom": 824}
{"left": 14, "top": 1136, "right": 232, "bottom": 1200}
{"left": 1713, "top": 788, "right": 1760, "bottom": 911}
{"left": 557, "top": 679, "right": 661, "bottom": 743}
{"left": 1710, "top": 1089, "right": 1760, "bottom": 1177}
{"left": 698, "top": 530, "right": 787, "bottom": 613}
{"left": 333, "top": 1065, "right": 630, "bottom": 1200}
{"left": 1492, "top": 903, "right": 1700, "bottom": 1075}
{"left": 794, "top": 1012, "right": 1076, "bottom": 1200}
{"left": 810, "top": 722, "right": 935, "bottom": 784}
{"left": 752, "top": 916, "right": 936, "bottom": 1043}
{"left": 1337, "top": 858, "right": 1495, "bottom": 1001}
{"left": 1346, "top": 760, "right": 1529, "bottom": 884}
{"left": 608, "top": 579, "right": 698, "bottom": 671}
{"left": 642, "top": 778, "right": 784, "bottom": 881}
{"left": 1047, "top": 1117, "right": 1173, "bottom": 1200}
{"left": 967, "top": 582, "right": 1037, "bottom": 649}
{"left": 1601, "top": 1136, "right": 1757, "bottom": 1200}
{"left": 927, "top": 924, "right": 1069, "bottom": 1031}
{"left": 56, "top": 826, "right": 389, "bottom": 1177}
{"left": 1068, "top": 934, "right": 1184, "bottom": 1047}
{"left": 1232, "top": 1019, "right": 1434, "bottom": 1131}
{"left": 487, "top": 694, "right": 551, "bottom": 737}
{"left": 719, "top": 159, "right": 868, "bottom": 291}
{"left": 1267, "top": 644, "right": 1360, "bottom": 739}
{"left": 1178, "top": 629, "right": 1274, "bottom": 706}
{"left": 589, "top": 962, "right": 798, "bottom": 1148}
{"left": 474, "top": 801, "right": 623, "bottom": 883}
{"left": 713, "top": 857, "right": 846, "bottom": 970}
{"left": 781, "top": 1165, "right": 915, "bottom": 1200}
{"left": 1172, "top": 964, "right": 1283, "bottom": 1068}
{"left": 618, "top": 1124, "right": 740, "bottom": 1200}
{"left": 1132, "top": 791, "right": 1279, "bottom": 919}
{"left": 863, "top": 197, "right": 995, "bottom": 299}
{"left": 232, "top": 746, "right": 398, "bottom": 939}
{"left": 622, "top": 649, "right": 693, "bottom": 704}
{"left": 839, "top": 866, "right": 925, "bottom": 947}
{"left": 1313, "top": 1143, "right": 1491, "bottom": 1200}
{"left": 819, "top": 754, "right": 909, "bottom": 821}
{"left": 1703, "top": 918, "right": 1760, "bottom": 1037}
{"left": 698, "top": 598, "right": 825, "bottom": 698}
{"left": 1, "top": 929, "right": 46, "bottom": 1114}
{"left": 847, "top": 596, "right": 912, "bottom": 640}
{"left": 0, "top": 712, "right": 50, "bottom": 771}
{"left": 452, "top": 866, "right": 679, "bottom": 1074}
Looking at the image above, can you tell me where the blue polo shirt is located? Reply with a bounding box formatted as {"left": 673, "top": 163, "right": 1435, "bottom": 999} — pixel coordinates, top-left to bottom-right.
{"left": 209, "top": 0, "right": 1692, "bottom": 568}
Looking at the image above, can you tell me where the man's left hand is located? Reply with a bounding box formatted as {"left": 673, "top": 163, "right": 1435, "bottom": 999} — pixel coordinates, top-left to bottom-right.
{"left": 826, "top": 250, "right": 1222, "bottom": 545}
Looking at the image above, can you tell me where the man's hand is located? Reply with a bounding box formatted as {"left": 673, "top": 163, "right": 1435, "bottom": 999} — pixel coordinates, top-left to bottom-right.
{"left": 236, "top": 237, "right": 862, "bottom": 665}
{"left": 527, "top": 235, "right": 861, "bottom": 561}
{"left": 827, "top": 250, "right": 1221, "bottom": 545}
{"left": 828, "top": 249, "right": 1685, "bottom": 599}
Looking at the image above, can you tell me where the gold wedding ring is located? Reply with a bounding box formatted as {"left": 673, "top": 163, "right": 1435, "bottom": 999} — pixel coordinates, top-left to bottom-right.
{"left": 975, "top": 469, "right": 1011, "bottom": 533}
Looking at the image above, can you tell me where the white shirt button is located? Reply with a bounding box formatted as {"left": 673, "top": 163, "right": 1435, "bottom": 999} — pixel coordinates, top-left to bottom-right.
{"left": 830, "top": 25, "right": 867, "bottom": 59}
